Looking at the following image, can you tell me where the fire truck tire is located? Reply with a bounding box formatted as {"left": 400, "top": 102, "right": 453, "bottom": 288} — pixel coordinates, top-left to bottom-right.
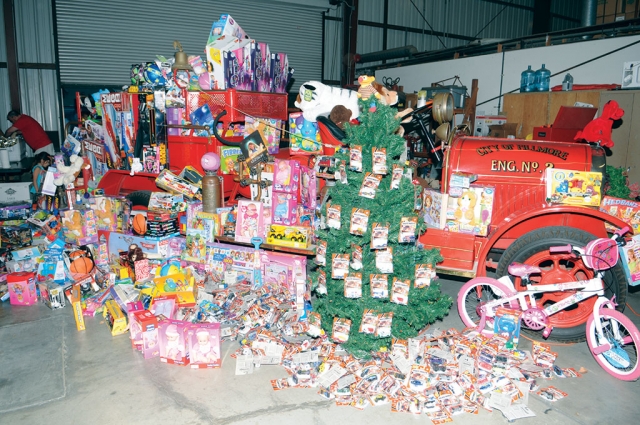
{"left": 496, "top": 226, "right": 627, "bottom": 343}
{"left": 126, "top": 190, "right": 152, "bottom": 208}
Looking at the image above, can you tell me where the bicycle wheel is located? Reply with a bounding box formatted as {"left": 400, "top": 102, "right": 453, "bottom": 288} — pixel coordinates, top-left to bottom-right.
{"left": 586, "top": 309, "right": 640, "bottom": 381}
{"left": 458, "top": 278, "right": 515, "bottom": 336}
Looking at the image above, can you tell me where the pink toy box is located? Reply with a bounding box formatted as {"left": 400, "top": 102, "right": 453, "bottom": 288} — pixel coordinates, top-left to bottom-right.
{"left": 235, "top": 199, "right": 264, "bottom": 243}
{"left": 7, "top": 271, "right": 38, "bottom": 306}
{"left": 260, "top": 251, "right": 307, "bottom": 308}
{"left": 130, "top": 309, "right": 160, "bottom": 359}
{"left": 187, "top": 323, "right": 222, "bottom": 369}
{"left": 299, "top": 165, "right": 317, "bottom": 210}
{"left": 159, "top": 319, "right": 190, "bottom": 365}
{"left": 273, "top": 159, "right": 300, "bottom": 193}
{"left": 126, "top": 301, "right": 145, "bottom": 349}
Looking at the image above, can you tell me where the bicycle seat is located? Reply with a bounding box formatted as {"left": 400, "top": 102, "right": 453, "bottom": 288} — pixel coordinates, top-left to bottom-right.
{"left": 508, "top": 263, "right": 541, "bottom": 277}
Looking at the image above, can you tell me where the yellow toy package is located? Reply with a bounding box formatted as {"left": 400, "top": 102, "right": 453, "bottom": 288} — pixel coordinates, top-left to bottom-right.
{"left": 545, "top": 168, "right": 602, "bottom": 206}
{"left": 103, "top": 299, "right": 128, "bottom": 336}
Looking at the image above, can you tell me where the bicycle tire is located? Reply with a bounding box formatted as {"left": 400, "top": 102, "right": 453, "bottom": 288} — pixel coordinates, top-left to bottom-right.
{"left": 585, "top": 308, "right": 640, "bottom": 381}
{"left": 457, "top": 277, "right": 515, "bottom": 337}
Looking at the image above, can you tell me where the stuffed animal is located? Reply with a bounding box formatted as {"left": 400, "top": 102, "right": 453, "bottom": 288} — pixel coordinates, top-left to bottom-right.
{"left": 454, "top": 190, "right": 477, "bottom": 225}
{"left": 357, "top": 75, "right": 380, "bottom": 101}
{"left": 329, "top": 105, "right": 353, "bottom": 130}
{"left": 574, "top": 100, "right": 624, "bottom": 148}
{"left": 54, "top": 154, "right": 87, "bottom": 186}
{"left": 130, "top": 158, "right": 143, "bottom": 176}
{"left": 294, "top": 81, "right": 360, "bottom": 122}
{"left": 62, "top": 210, "right": 85, "bottom": 239}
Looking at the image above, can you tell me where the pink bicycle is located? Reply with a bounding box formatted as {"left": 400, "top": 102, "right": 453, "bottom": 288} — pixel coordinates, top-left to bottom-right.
{"left": 458, "top": 226, "right": 640, "bottom": 381}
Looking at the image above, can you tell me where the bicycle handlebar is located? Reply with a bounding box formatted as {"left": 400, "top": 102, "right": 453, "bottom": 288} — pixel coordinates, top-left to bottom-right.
{"left": 614, "top": 226, "right": 631, "bottom": 238}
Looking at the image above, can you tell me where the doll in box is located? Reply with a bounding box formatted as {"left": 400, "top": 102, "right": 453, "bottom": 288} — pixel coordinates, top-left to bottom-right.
{"left": 454, "top": 190, "right": 477, "bottom": 225}
{"left": 163, "top": 323, "right": 184, "bottom": 361}
{"left": 191, "top": 328, "right": 220, "bottom": 364}
{"left": 273, "top": 193, "right": 294, "bottom": 225}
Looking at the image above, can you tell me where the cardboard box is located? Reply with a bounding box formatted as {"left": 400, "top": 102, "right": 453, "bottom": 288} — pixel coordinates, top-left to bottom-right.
{"left": 60, "top": 209, "right": 98, "bottom": 245}
{"left": 130, "top": 309, "right": 160, "bottom": 359}
{"left": 545, "top": 168, "right": 602, "bottom": 206}
{"left": 255, "top": 42, "right": 271, "bottom": 92}
{"left": 488, "top": 123, "right": 519, "bottom": 138}
{"left": 103, "top": 299, "right": 128, "bottom": 336}
{"left": 207, "top": 14, "right": 248, "bottom": 45}
{"left": 159, "top": 319, "right": 190, "bottom": 365}
{"left": 100, "top": 230, "right": 173, "bottom": 260}
{"left": 70, "top": 285, "right": 86, "bottom": 331}
{"left": 0, "top": 182, "right": 31, "bottom": 204}
{"left": 205, "top": 35, "right": 242, "bottom": 91}
{"left": 187, "top": 323, "right": 221, "bottom": 368}
{"left": 599, "top": 196, "right": 640, "bottom": 235}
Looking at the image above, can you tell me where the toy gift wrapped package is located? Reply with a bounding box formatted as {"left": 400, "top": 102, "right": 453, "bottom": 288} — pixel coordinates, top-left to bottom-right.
{"left": 7, "top": 272, "right": 37, "bottom": 306}
{"left": 187, "top": 323, "right": 221, "bottom": 369}
{"left": 444, "top": 185, "right": 495, "bottom": 236}
{"left": 159, "top": 319, "right": 190, "bottom": 365}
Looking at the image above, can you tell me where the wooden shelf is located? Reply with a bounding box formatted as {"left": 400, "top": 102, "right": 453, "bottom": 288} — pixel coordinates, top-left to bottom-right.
{"left": 215, "top": 235, "right": 316, "bottom": 256}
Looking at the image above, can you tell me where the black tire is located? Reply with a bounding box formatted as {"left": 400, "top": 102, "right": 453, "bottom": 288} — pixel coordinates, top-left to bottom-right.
{"left": 496, "top": 226, "right": 627, "bottom": 343}
{"left": 126, "top": 190, "right": 152, "bottom": 208}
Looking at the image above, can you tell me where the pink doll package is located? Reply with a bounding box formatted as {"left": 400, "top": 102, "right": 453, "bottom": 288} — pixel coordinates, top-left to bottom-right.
{"left": 7, "top": 272, "right": 37, "bottom": 306}
{"left": 130, "top": 310, "right": 160, "bottom": 359}
{"left": 187, "top": 323, "right": 221, "bottom": 369}
{"left": 234, "top": 200, "right": 265, "bottom": 243}
{"left": 299, "top": 165, "right": 317, "bottom": 209}
{"left": 273, "top": 159, "right": 300, "bottom": 193}
{"left": 159, "top": 319, "right": 190, "bottom": 365}
{"left": 271, "top": 192, "right": 297, "bottom": 226}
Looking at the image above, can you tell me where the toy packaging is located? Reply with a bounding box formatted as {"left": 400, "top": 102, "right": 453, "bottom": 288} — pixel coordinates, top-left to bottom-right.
{"left": 315, "top": 240, "right": 327, "bottom": 266}
{"left": 350, "top": 208, "right": 370, "bottom": 236}
{"left": 359, "top": 173, "right": 382, "bottom": 199}
{"left": 599, "top": 196, "right": 640, "bottom": 235}
{"left": 273, "top": 159, "right": 300, "bottom": 193}
{"left": 207, "top": 242, "right": 256, "bottom": 286}
{"left": 150, "top": 294, "right": 178, "bottom": 319}
{"left": 255, "top": 42, "right": 271, "bottom": 92}
{"left": 289, "top": 112, "right": 322, "bottom": 155}
{"left": 620, "top": 234, "right": 640, "bottom": 286}
{"left": 331, "top": 254, "right": 349, "bottom": 279}
{"left": 188, "top": 323, "right": 222, "bottom": 368}
{"left": 130, "top": 309, "right": 160, "bottom": 359}
{"left": 206, "top": 35, "right": 243, "bottom": 90}
{"left": 7, "top": 272, "right": 37, "bottom": 306}
{"left": 371, "top": 222, "right": 389, "bottom": 250}
{"left": 38, "top": 281, "right": 65, "bottom": 309}
{"left": 390, "top": 164, "right": 403, "bottom": 190}
{"left": 266, "top": 225, "right": 310, "bottom": 249}
{"left": 207, "top": 14, "right": 248, "bottom": 45}
{"left": 349, "top": 145, "right": 363, "bottom": 172}
{"left": 326, "top": 203, "right": 341, "bottom": 229}
{"left": 142, "top": 146, "right": 160, "bottom": 173}
{"left": 493, "top": 307, "right": 522, "bottom": 350}
{"left": 260, "top": 250, "right": 307, "bottom": 302}
{"left": 69, "top": 285, "right": 85, "bottom": 331}
{"left": 272, "top": 193, "right": 297, "bottom": 226}
{"left": 370, "top": 274, "right": 389, "bottom": 299}
{"left": 423, "top": 189, "right": 447, "bottom": 229}
{"left": 444, "top": 185, "right": 494, "bottom": 236}
{"left": 103, "top": 299, "right": 128, "bottom": 336}
{"left": 166, "top": 107, "right": 188, "bottom": 136}
{"left": 244, "top": 116, "right": 282, "bottom": 154}
{"left": 159, "top": 319, "right": 190, "bottom": 365}
{"left": 391, "top": 277, "right": 410, "bottom": 305}
{"left": 299, "top": 166, "right": 317, "bottom": 209}
{"left": 271, "top": 52, "right": 289, "bottom": 93}
{"left": 350, "top": 243, "right": 363, "bottom": 270}
{"left": 60, "top": 209, "right": 98, "bottom": 245}
{"left": 90, "top": 196, "right": 118, "bottom": 231}
{"left": 545, "top": 168, "right": 602, "bottom": 206}
{"left": 219, "top": 146, "right": 242, "bottom": 175}
{"left": 224, "top": 39, "right": 255, "bottom": 91}
{"left": 235, "top": 199, "right": 264, "bottom": 243}
{"left": 376, "top": 247, "right": 393, "bottom": 274}
{"left": 101, "top": 230, "right": 173, "bottom": 260}
{"left": 344, "top": 273, "right": 362, "bottom": 299}
{"left": 360, "top": 309, "right": 378, "bottom": 334}
{"left": 398, "top": 217, "right": 417, "bottom": 243}
{"left": 332, "top": 317, "right": 351, "bottom": 343}
{"left": 155, "top": 169, "right": 201, "bottom": 201}
{"left": 372, "top": 147, "right": 388, "bottom": 175}
{"left": 415, "top": 264, "right": 435, "bottom": 288}
{"left": 375, "top": 312, "right": 393, "bottom": 337}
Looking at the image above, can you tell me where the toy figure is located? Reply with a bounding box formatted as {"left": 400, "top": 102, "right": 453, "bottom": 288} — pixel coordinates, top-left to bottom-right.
{"left": 275, "top": 160, "right": 292, "bottom": 187}
{"left": 192, "top": 329, "right": 219, "bottom": 364}
{"left": 356, "top": 75, "right": 380, "bottom": 101}
{"left": 130, "top": 158, "right": 143, "bottom": 176}
{"left": 273, "top": 194, "right": 289, "bottom": 222}
{"left": 164, "top": 324, "right": 183, "bottom": 361}
{"left": 63, "top": 211, "right": 85, "bottom": 241}
{"left": 454, "top": 190, "right": 477, "bottom": 225}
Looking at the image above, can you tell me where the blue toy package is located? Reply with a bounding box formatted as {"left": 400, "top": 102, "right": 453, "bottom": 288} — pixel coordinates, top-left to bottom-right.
{"left": 189, "top": 104, "right": 214, "bottom": 136}
{"left": 494, "top": 307, "right": 522, "bottom": 350}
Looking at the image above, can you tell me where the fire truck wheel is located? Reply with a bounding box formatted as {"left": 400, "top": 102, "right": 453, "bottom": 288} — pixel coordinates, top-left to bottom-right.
{"left": 496, "top": 226, "right": 627, "bottom": 343}
{"left": 126, "top": 190, "right": 152, "bottom": 208}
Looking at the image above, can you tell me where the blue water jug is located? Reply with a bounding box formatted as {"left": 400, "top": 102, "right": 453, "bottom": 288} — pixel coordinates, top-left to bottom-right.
{"left": 520, "top": 65, "right": 536, "bottom": 93}
{"left": 535, "top": 64, "right": 551, "bottom": 92}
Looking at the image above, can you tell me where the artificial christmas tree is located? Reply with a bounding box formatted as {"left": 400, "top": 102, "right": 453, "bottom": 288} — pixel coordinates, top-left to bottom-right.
{"left": 310, "top": 99, "right": 453, "bottom": 357}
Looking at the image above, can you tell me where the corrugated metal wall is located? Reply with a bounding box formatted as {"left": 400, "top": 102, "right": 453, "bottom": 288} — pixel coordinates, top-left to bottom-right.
{"left": 55, "top": 0, "right": 324, "bottom": 92}
{"left": 324, "top": 0, "right": 586, "bottom": 82}
{"left": 13, "top": 0, "right": 59, "bottom": 132}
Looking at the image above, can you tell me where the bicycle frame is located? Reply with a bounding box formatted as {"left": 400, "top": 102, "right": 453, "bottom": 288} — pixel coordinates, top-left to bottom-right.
{"left": 477, "top": 275, "right": 605, "bottom": 332}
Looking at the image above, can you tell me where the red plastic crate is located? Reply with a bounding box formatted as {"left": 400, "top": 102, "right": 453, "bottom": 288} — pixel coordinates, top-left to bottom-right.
{"left": 186, "top": 89, "right": 288, "bottom": 123}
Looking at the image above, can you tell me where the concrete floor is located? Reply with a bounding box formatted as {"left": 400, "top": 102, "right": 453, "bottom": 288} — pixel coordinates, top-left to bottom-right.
{"left": 1, "top": 276, "right": 640, "bottom": 425}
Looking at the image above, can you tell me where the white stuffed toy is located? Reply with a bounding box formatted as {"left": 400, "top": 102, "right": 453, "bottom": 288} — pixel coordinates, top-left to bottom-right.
{"left": 54, "top": 154, "right": 86, "bottom": 186}
{"left": 294, "top": 81, "right": 360, "bottom": 122}
{"left": 130, "top": 158, "right": 143, "bottom": 176}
